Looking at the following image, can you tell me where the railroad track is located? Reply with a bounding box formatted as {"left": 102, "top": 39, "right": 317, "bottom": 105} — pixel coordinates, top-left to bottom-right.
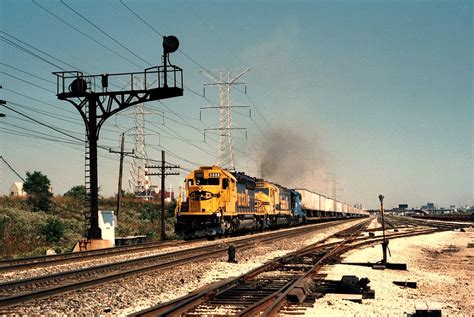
{"left": 367, "top": 215, "right": 469, "bottom": 233}
{"left": 385, "top": 215, "right": 469, "bottom": 230}
{"left": 134, "top": 222, "right": 450, "bottom": 317}
{"left": 0, "top": 218, "right": 358, "bottom": 273}
{"left": 0, "top": 219, "right": 357, "bottom": 309}
{"left": 0, "top": 240, "right": 188, "bottom": 272}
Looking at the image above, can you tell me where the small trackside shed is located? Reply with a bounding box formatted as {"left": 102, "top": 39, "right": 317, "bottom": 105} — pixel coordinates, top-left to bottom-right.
{"left": 9, "top": 182, "right": 26, "bottom": 197}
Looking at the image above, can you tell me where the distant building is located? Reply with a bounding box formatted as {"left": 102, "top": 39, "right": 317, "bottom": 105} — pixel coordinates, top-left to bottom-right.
{"left": 398, "top": 204, "right": 408, "bottom": 209}
{"left": 157, "top": 190, "right": 175, "bottom": 202}
{"left": 421, "top": 202, "right": 435, "bottom": 211}
{"left": 9, "top": 182, "right": 26, "bottom": 197}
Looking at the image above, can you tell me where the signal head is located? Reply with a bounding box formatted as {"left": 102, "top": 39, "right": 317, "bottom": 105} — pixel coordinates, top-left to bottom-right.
{"left": 163, "top": 35, "right": 179, "bottom": 54}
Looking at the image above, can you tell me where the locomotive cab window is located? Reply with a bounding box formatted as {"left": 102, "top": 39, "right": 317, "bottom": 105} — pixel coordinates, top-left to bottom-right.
{"left": 187, "top": 179, "right": 194, "bottom": 187}
{"left": 196, "top": 177, "right": 220, "bottom": 185}
{"left": 222, "top": 178, "right": 229, "bottom": 189}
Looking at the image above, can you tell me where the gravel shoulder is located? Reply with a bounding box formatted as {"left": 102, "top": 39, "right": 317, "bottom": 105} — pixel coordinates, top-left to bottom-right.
{"left": 306, "top": 228, "right": 474, "bottom": 316}
{"left": 2, "top": 219, "right": 368, "bottom": 315}
{"left": 0, "top": 221, "right": 345, "bottom": 283}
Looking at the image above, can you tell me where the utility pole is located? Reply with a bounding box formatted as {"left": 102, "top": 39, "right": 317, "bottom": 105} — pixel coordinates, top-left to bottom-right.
{"left": 53, "top": 36, "right": 183, "bottom": 242}
{"left": 201, "top": 69, "right": 249, "bottom": 170}
{"left": 145, "top": 150, "right": 179, "bottom": 240}
{"left": 109, "top": 133, "right": 134, "bottom": 222}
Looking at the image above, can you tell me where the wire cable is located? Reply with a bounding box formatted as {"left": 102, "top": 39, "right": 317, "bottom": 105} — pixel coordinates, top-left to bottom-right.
{"left": 61, "top": 0, "right": 151, "bottom": 67}
{"left": 32, "top": 0, "right": 144, "bottom": 69}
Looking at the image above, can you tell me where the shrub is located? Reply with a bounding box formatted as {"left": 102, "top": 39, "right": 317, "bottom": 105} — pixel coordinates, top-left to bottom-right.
{"left": 39, "top": 218, "right": 64, "bottom": 243}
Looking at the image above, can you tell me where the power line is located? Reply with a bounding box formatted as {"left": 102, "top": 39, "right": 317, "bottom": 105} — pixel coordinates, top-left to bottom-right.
{"left": 0, "top": 127, "right": 83, "bottom": 146}
{"left": 0, "top": 37, "right": 64, "bottom": 70}
{"left": 0, "top": 156, "right": 26, "bottom": 181}
{"left": 0, "top": 31, "right": 83, "bottom": 71}
{"left": 2, "top": 14, "right": 231, "bottom": 172}
{"left": 0, "top": 71, "right": 55, "bottom": 93}
{"left": 2, "top": 87, "right": 133, "bottom": 134}
{"left": 149, "top": 120, "right": 217, "bottom": 156}
{"left": 119, "top": 0, "right": 214, "bottom": 77}
{"left": 2, "top": 120, "right": 82, "bottom": 143}
{"left": 0, "top": 118, "right": 165, "bottom": 166}
{"left": 241, "top": 90, "right": 272, "bottom": 131}
{"left": 61, "top": 0, "right": 151, "bottom": 67}
{"left": 6, "top": 96, "right": 129, "bottom": 137}
{"left": 59, "top": 0, "right": 236, "bottom": 157}
{"left": 186, "top": 4, "right": 271, "bottom": 132}
{"left": 8, "top": 103, "right": 85, "bottom": 127}
{"left": 148, "top": 143, "right": 207, "bottom": 167}
{"left": 0, "top": 62, "right": 56, "bottom": 85}
{"left": 2, "top": 101, "right": 84, "bottom": 142}
{"left": 58, "top": 0, "right": 222, "bottom": 168}
{"left": 32, "top": 0, "right": 143, "bottom": 69}
{"left": 2, "top": 100, "right": 173, "bottom": 167}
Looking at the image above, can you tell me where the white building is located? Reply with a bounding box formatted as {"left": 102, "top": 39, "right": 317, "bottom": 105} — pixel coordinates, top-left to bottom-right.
{"left": 9, "top": 182, "right": 26, "bottom": 197}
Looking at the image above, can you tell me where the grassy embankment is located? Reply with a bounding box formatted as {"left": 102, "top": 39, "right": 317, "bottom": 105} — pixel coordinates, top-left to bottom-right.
{"left": 0, "top": 196, "right": 176, "bottom": 259}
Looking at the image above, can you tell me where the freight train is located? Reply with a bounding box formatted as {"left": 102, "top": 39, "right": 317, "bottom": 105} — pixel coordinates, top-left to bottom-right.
{"left": 175, "top": 165, "right": 367, "bottom": 239}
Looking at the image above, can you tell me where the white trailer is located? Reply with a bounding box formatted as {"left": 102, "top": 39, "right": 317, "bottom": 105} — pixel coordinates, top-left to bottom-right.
{"left": 295, "top": 189, "right": 320, "bottom": 211}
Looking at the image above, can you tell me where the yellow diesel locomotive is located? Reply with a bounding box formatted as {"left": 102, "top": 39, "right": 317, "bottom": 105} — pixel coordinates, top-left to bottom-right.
{"left": 175, "top": 166, "right": 265, "bottom": 238}
{"left": 255, "top": 179, "right": 295, "bottom": 226}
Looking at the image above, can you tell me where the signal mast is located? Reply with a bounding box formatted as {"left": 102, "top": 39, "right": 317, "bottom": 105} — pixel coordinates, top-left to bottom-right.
{"left": 54, "top": 36, "right": 183, "bottom": 248}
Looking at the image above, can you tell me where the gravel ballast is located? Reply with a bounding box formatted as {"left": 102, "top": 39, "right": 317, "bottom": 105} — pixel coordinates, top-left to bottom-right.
{"left": 306, "top": 228, "right": 473, "bottom": 316}
{"left": 3, "top": 219, "right": 368, "bottom": 315}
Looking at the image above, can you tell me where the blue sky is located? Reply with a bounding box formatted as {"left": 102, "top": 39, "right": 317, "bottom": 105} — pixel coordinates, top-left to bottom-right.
{"left": 0, "top": 0, "right": 472, "bottom": 209}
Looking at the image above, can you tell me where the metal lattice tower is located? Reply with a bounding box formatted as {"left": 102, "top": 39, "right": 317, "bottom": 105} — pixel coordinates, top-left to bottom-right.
{"left": 128, "top": 79, "right": 152, "bottom": 198}
{"left": 202, "top": 69, "right": 249, "bottom": 170}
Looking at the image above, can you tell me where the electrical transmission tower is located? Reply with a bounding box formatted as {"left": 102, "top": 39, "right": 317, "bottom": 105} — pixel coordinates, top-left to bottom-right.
{"left": 201, "top": 69, "right": 249, "bottom": 170}
{"left": 325, "top": 172, "right": 343, "bottom": 210}
{"left": 128, "top": 79, "right": 153, "bottom": 199}
{"left": 54, "top": 36, "right": 183, "bottom": 242}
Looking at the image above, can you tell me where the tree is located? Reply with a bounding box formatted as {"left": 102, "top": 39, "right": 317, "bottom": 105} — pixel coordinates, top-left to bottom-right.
{"left": 39, "top": 218, "right": 64, "bottom": 243}
{"left": 64, "top": 185, "right": 86, "bottom": 200}
{"left": 23, "top": 171, "right": 53, "bottom": 212}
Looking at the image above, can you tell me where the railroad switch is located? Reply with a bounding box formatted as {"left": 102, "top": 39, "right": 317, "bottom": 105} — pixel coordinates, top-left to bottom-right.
{"left": 309, "top": 275, "right": 375, "bottom": 303}
{"left": 408, "top": 302, "right": 442, "bottom": 317}
{"left": 393, "top": 281, "right": 417, "bottom": 289}
{"left": 340, "top": 262, "right": 407, "bottom": 270}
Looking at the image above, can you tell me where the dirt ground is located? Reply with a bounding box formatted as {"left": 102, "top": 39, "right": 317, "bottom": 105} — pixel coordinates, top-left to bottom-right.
{"left": 306, "top": 228, "right": 474, "bottom": 316}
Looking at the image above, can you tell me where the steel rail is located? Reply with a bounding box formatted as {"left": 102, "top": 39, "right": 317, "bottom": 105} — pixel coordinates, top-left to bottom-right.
{"left": 385, "top": 215, "right": 469, "bottom": 230}
{"left": 0, "top": 240, "right": 186, "bottom": 272}
{"left": 0, "top": 219, "right": 354, "bottom": 272}
{"left": 138, "top": 222, "right": 450, "bottom": 317}
{"left": 261, "top": 227, "right": 440, "bottom": 316}
{"left": 0, "top": 219, "right": 356, "bottom": 309}
{"left": 134, "top": 220, "right": 371, "bottom": 316}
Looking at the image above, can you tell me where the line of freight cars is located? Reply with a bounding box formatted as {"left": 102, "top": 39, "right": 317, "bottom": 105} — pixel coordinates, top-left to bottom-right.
{"left": 175, "top": 165, "right": 368, "bottom": 239}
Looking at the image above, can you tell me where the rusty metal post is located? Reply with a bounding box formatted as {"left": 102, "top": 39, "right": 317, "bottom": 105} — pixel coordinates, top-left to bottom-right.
{"left": 379, "top": 194, "right": 388, "bottom": 263}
